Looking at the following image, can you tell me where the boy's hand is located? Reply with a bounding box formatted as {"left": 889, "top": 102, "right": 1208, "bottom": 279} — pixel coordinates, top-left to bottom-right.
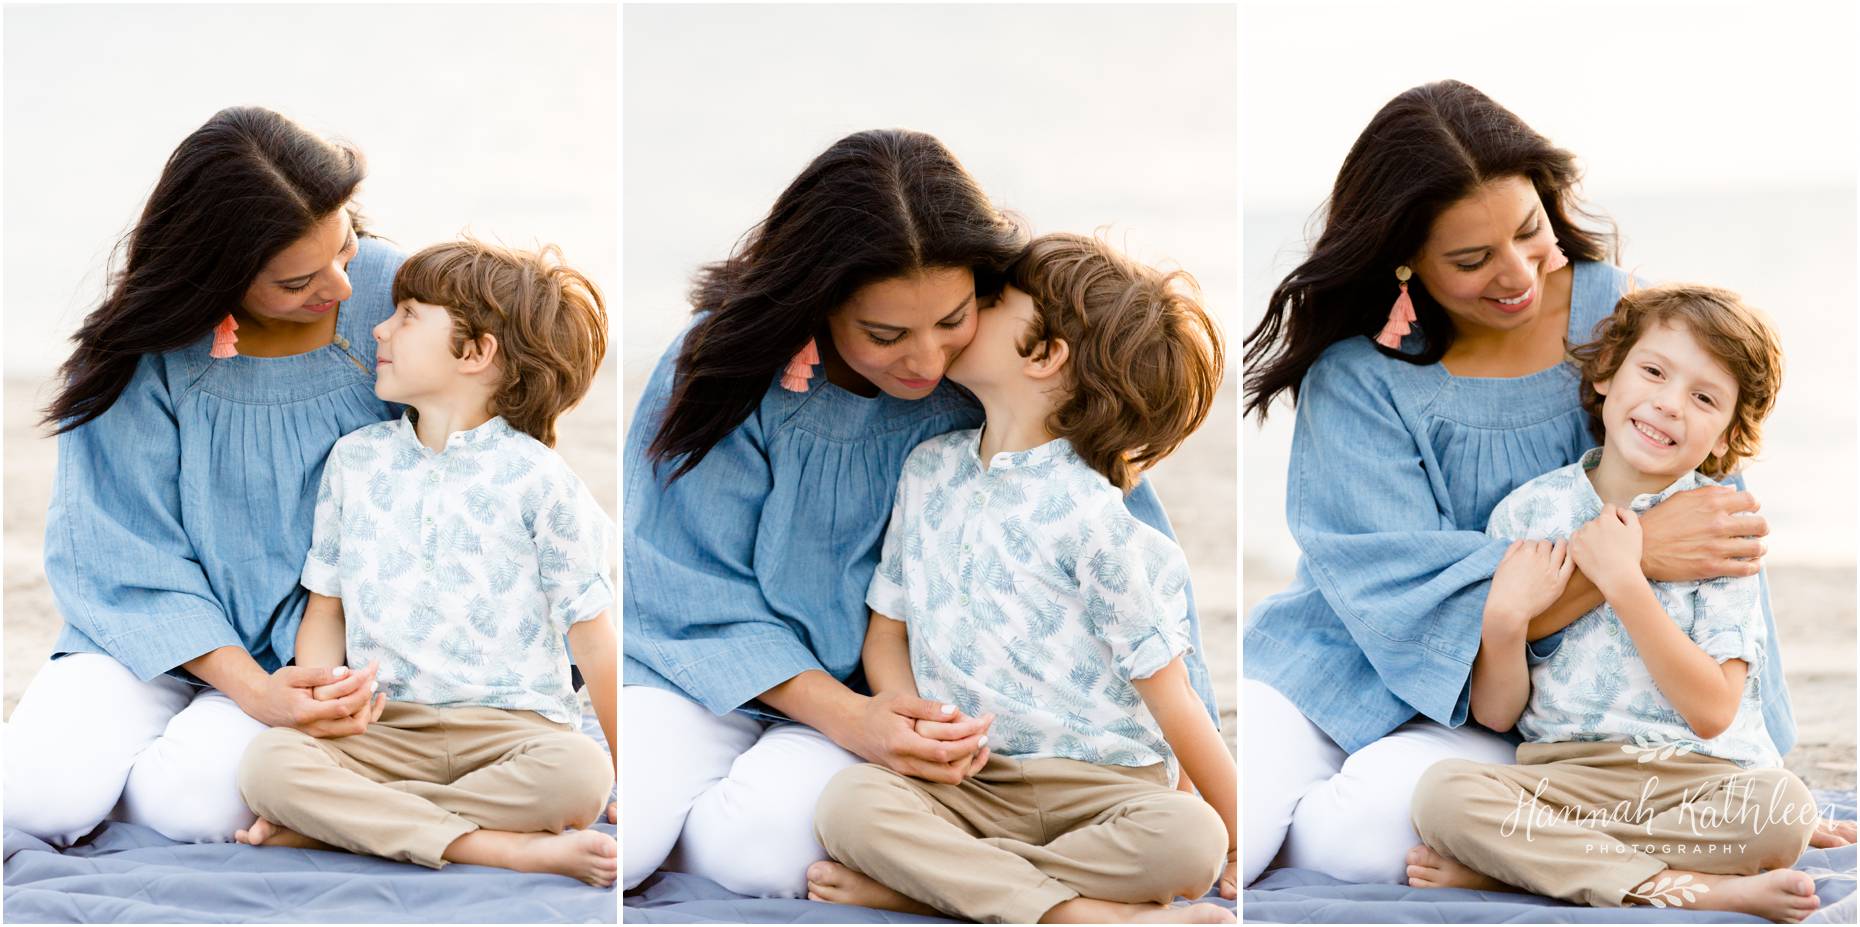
{"left": 1485, "top": 539, "right": 1574, "bottom": 636}
{"left": 849, "top": 692, "right": 993, "bottom": 784}
{"left": 303, "top": 660, "right": 387, "bottom": 738}
{"left": 1571, "top": 505, "right": 1646, "bottom": 599}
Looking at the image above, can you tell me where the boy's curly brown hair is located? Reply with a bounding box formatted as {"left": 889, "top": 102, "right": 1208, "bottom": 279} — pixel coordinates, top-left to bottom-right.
{"left": 1007, "top": 233, "right": 1224, "bottom": 492}
{"left": 1570, "top": 283, "right": 1782, "bottom": 478}
{"left": 392, "top": 239, "right": 608, "bottom": 447}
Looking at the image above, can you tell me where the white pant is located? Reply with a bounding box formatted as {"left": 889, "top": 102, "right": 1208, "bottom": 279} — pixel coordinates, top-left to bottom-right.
{"left": 4, "top": 653, "right": 268, "bottom": 846}
{"left": 623, "top": 684, "right": 863, "bottom": 897}
{"left": 1241, "top": 678, "right": 1517, "bottom": 885}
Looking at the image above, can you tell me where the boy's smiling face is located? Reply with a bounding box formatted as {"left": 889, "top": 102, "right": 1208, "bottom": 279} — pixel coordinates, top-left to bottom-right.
{"left": 1594, "top": 319, "right": 1738, "bottom": 482}
{"left": 372, "top": 299, "right": 471, "bottom": 405}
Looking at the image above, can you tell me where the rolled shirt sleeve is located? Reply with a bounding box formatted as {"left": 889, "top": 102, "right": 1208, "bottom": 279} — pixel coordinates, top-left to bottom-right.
{"left": 1288, "top": 351, "right": 1510, "bottom": 728}
{"left": 1075, "top": 505, "right": 1192, "bottom": 682}
{"left": 531, "top": 464, "right": 616, "bottom": 630}
{"left": 43, "top": 354, "right": 242, "bottom": 680}
{"left": 1691, "top": 572, "right": 1766, "bottom": 675}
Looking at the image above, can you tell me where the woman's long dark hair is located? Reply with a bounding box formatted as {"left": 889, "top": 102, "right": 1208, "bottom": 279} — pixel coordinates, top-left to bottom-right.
{"left": 647, "top": 128, "right": 1027, "bottom": 481}
{"left": 43, "top": 106, "right": 367, "bottom": 433}
{"left": 1243, "top": 80, "right": 1617, "bottom": 422}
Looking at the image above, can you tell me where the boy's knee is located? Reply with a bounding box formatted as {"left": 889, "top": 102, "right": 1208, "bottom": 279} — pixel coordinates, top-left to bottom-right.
{"left": 813, "top": 763, "right": 900, "bottom": 850}
{"left": 236, "top": 727, "right": 314, "bottom": 809}
{"left": 534, "top": 733, "right": 614, "bottom": 829}
{"left": 1130, "top": 792, "right": 1229, "bottom": 901}
{"left": 1410, "top": 758, "right": 1485, "bottom": 838}
{"left": 1744, "top": 770, "right": 1817, "bottom": 868}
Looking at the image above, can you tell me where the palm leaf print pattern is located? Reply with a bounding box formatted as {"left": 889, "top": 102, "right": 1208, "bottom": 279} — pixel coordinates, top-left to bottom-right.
{"left": 302, "top": 419, "right": 613, "bottom": 725}
{"left": 867, "top": 431, "right": 1194, "bottom": 770}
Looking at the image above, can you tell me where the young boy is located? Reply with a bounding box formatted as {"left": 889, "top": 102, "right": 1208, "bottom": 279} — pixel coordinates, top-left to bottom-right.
{"left": 808, "top": 234, "right": 1237, "bottom": 924}
{"left": 234, "top": 240, "right": 619, "bottom": 887}
{"left": 1405, "top": 285, "right": 1850, "bottom": 921}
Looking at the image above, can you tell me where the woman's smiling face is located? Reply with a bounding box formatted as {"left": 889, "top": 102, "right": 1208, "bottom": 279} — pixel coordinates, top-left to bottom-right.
{"left": 239, "top": 208, "right": 358, "bottom": 324}
{"left": 1411, "top": 174, "right": 1564, "bottom": 339}
{"left": 824, "top": 266, "right": 978, "bottom": 399}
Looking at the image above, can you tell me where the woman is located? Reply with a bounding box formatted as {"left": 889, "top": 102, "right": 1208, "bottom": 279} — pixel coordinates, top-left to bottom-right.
{"left": 623, "top": 128, "right": 1223, "bottom": 898}
{"left": 5, "top": 107, "right": 398, "bottom": 846}
{"left": 1238, "top": 81, "right": 1794, "bottom": 886}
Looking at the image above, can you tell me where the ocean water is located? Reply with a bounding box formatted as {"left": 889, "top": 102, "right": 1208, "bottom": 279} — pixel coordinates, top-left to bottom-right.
{"left": 1242, "top": 188, "right": 1859, "bottom": 572}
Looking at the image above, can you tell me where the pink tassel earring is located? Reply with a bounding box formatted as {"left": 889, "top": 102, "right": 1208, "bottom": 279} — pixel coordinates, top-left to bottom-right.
{"left": 780, "top": 338, "right": 819, "bottom": 392}
{"left": 1375, "top": 266, "right": 1416, "bottom": 349}
{"left": 1542, "top": 242, "right": 1569, "bottom": 274}
{"left": 210, "top": 314, "right": 240, "bottom": 359}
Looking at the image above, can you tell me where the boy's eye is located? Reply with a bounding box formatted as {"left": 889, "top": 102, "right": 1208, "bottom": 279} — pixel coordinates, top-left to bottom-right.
{"left": 1695, "top": 393, "right": 1717, "bottom": 407}
{"left": 1641, "top": 364, "right": 1662, "bottom": 378}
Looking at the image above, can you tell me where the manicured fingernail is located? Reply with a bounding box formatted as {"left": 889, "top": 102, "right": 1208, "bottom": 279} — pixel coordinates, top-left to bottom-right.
{"left": 370, "top": 679, "right": 378, "bottom": 693}
{"left": 940, "top": 704, "right": 956, "bottom": 715}
{"left": 978, "top": 736, "right": 988, "bottom": 748}
{"left": 333, "top": 667, "right": 348, "bottom": 677}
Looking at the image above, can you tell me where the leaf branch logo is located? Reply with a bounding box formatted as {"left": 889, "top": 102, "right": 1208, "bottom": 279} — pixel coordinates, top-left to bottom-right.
{"left": 1620, "top": 732, "right": 1698, "bottom": 764}
{"left": 1625, "top": 873, "right": 1710, "bottom": 908}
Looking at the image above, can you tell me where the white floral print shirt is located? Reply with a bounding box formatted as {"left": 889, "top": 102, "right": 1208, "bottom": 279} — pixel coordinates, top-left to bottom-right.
{"left": 868, "top": 429, "right": 1193, "bottom": 773}
{"left": 1493, "top": 448, "right": 1777, "bottom": 767}
{"left": 302, "top": 414, "right": 614, "bottom": 724}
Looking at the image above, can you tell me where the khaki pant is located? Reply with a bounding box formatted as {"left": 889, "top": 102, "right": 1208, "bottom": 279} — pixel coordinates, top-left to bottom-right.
{"left": 237, "top": 702, "right": 613, "bottom": 869}
{"left": 1411, "top": 741, "right": 1818, "bottom": 907}
{"left": 814, "top": 755, "right": 1228, "bottom": 924}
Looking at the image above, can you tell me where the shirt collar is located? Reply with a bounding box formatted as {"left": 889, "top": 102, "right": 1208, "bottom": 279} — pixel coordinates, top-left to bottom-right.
{"left": 967, "top": 427, "right": 1079, "bottom": 474}
{"left": 1575, "top": 446, "right": 1718, "bottom": 513}
{"left": 395, "top": 411, "right": 514, "bottom": 457}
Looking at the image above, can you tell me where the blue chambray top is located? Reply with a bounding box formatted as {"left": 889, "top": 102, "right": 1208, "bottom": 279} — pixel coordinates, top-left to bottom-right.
{"left": 1243, "top": 261, "right": 1795, "bottom": 755}
{"left": 624, "top": 321, "right": 1220, "bottom": 722}
{"left": 43, "top": 237, "right": 405, "bottom": 682}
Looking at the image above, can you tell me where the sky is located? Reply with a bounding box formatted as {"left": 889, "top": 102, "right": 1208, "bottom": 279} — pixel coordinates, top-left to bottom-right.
{"left": 4, "top": 3, "right": 616, "bottom": 377}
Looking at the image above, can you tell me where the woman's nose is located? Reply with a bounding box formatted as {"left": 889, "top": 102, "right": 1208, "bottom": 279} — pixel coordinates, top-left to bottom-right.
{"left": 322, "top": 265, "right": 354, "bottom": 304}
{"left": 1494, "top": 244, "right": 1535, "bottom": 290}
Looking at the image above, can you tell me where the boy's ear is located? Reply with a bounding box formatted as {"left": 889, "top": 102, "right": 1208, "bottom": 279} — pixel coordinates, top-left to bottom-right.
{"left": 1712, "top": 432, "right": 1731, "bottom": 462}
{"left": 1592, "top": 375, "right": 1611, "bottom": 397}
{"left": 1025, "top": 337, "right": 1069, "bottom": 380}
{"left": 458, "top": 333, "right": 500, "bottom": 374}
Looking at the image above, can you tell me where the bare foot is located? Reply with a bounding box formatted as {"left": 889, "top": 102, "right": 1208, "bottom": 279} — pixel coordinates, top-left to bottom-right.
{"left": 233, "top": 818, "right": 330, "bottom": 850}
{"left": 1628, "top": 868, "right": 1819, "bottom": 923}
{"left": 1810, "top": 817, "right": 1856, "bottom": 848}
{"left": 1403, "top": 845, "right": 1513, "bottom": 892}
{"left": 805, "top": 860, "right": 943, "bottom": 916}
{"left": 448, "top": 829, "right": 618, "bottom": 887}
{"left": 1039, "top": 897, "right": 1234, "bottom": 923}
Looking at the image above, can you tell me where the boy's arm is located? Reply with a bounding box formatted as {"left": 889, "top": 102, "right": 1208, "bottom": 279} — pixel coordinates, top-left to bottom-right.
{"left": 568, "top": 613, "right": 618, "bottom": 821}
{"left": 1573, "top": 506, "right": 1745, "bottom": 740}
{"left": 1470, "top": 623, "right": 1532, "bottom": 732}
{"left": 296, "top": 591, "right": 348, "bottom": 669}
{"left": 1605, "top": 585, "right": 1746, "bottom": 739}
{"left": 1473, "top": 540, "right": 1573, "bottom": 731}
{"left": 862, "top": 611, "right": 917, "bottom": 697}
{"left": 1133, "top": 655, "right": 1236, "bottom": 896}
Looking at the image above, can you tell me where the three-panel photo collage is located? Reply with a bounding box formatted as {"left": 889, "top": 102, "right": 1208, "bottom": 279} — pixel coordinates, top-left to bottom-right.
{"left": 2, "top": 2, "right": 1855, "bottom": 924}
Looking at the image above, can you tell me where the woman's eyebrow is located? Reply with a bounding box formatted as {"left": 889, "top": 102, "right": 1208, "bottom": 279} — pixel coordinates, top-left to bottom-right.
{"left": 1442, "top": 208, "right": 1541, "bottom": 258}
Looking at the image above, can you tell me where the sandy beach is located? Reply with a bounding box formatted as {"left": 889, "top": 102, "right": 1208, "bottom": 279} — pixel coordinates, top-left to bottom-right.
{"left": 3, "top": 370, "right": 616, "bottom": 720}
{"left": 1244, "top": 558, "right": 1856, "bottom": 792}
